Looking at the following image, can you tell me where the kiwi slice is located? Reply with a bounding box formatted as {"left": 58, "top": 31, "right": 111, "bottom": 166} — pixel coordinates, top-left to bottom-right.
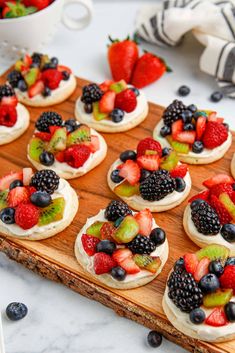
{"left": 171, "top": 140, "right": 189, "bottom": 154}
{"left": 160, "top": 151, "right": 179, "bottom": 171}
{"left": 114, "top": 181, "right": 139, "bottom": 197}
{"left": 92, "top": 102, "right": 108, "bottom": 121}
{"left": 203, "top": 289, "right": 233, "bottom": 308}
{"left": 219, "top": 193, "right": 235, "bottom": 220}
{"left": 86, "top": 221, "right": 104, "bottom": 238}
{"left": 0, "top": 190, "right": 8, "bottom": 210}
{"left": 112, "top": 215, "right": 139, "bottom": 244}
{"left": 196, "top": 244, "right": 229, "bottom": 262}
{"left": 28, "top": 137, "right": 45, "bottom": 162}
{"left": 133, "top": 255, "right": 161, "bottom": 273}
{"left": 109, "top": 80, "right": 127, "bottom": 93}
{"left": 38, "top": 197, "right": 65, "bottom": 226}
{"left": 66, "top": 125, "right": 91, "bottom": 147}
{"left": 24, "top": 68, "right": 39, "bottom": 87}
{"left": 47, "top": 127, "right": 67, "bottom": 152}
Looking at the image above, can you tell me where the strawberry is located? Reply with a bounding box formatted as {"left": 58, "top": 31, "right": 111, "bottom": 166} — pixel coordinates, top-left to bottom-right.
{"left": 115, "top": 89, "right": 137, "bottom": 113}
{"left": 1, "top": 95, "right": 18, "bottom": 107}
{"left": 108, "top": 36, "right": 139, "bottom": 83}
{"left": 7, "top": 186, "right": 29, "bottom": 207}
{"left": 209, "top": 195, "right": 232, "bottom": 225}
{"left": 23, "top": 0, "right": 49, "bottom": 10}
{"left": 205, "top": 308, "right": 228, "bottom": 327}
{"left": 189, "top": 190, "right": 210, "bottom": 203}
{"left": 15, "top": 202, "right": 39, "bottom": 230}
{"left": 49, "top": 126, "right": 61, "bottom": 134}
{"left": 207, "top": 112, "right": 217, "bottom": 122}
{"left": 100, "top": 222, "right": 116, "bottom": 240}
{"left": 99, "top": 80, "right": 114, "bottom": 92}
{"left": 137, "top": 137, "right": 162, "bottom": 157}
{"left": 203, "top": 174, "right": 234, "bottom": 188}
{"left": 119, "top": 160, "right": 140, "bottom": 185}
{"left": 196, "top": 116, "right": 206, "bottom": 140}
{"left": 220, "top": 265, "right": 235, "bottom": 294}
{"left": 28, "top": 80, "right": 44, "bottom": 98}
{"left": 34, "top": 132, "right": 51, "bottom": 141}
{"left": 41, "top": 69, "right": 62, "bottom": 90}
{"left": 112, "top": 248, "right": 132, "bottom": 264}
{"left": 134, "top": 209, "right": 152, "bottom": 236}
{"left": 210, "top": 183, "right": 234, "bottom": 198}
{"left": 175, "top": 131, "right": 196, "bottom": 144}
{"left": 94, "top": 252, "right": 117, "bottom": 275}
{"left": 81, "top": 234, "right": 100, "bottom": 256}
{"left": 184, "top": 253, "right": 199, "bottom": 275}
{"left": 137, "top": 154, "right": 159, "bottom": 171}
{"left": 55, "top": 151, "right": 65, "bottom": 163}
{"left": 119, "top": 257, "right": 140, "bottom": 274}
{"left": 0, "top": 171, "right": 23, "bottom": 191}
{"left": 57, "top": 65, "right": 72, "bottom": 74}
{"left": 131, "top": 52, "right": 170, "bottom": 88}
{"left": 27, "top": 186, "right": 37, "bottom": 195}
{"left": 216, "top": 117, "right": 224, "bottom": 124}
{"left": 172, "top": 120, "right": 183, "bottom": 140}
{"left": 88, "top": 135, "right": 100, "bottom": 153}
{"left": 202, "top": 122, "right": 228, "bottom": 149}
{"left": 194, "top": 257, "right": 210, "bottom": 282}
{"left": 0, "top": 105, "right": 17, "bottom": 127}
{"left": 22, "top": 167, "right": 33, "bottom": 186}
{"left": 64, "top": 144, "right": 90, "bottom": 168}
{"left": 170, "top": 164, "right": 188, "bottom": 178}
{"left": 99, "top": 90, "right": 116, "bottom": 114}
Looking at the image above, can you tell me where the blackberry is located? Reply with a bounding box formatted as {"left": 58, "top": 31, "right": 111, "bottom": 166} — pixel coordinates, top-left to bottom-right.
{"left": 7, "top": 70, "right": 22, "bottom": 88}
{"left": 0, "top": 84, "right": 15, "bottom": 99}
{"left": 81, "top": 83, "right": 103, "bottom": 104}
{"left": 30, "top": 170, "right": 60, "bottom": 194}
{"left": 127, "top": 235, "right": 156, "bottom": 255}
{"left": 162, "top": 99, "right": 186, "bottom": 126}
{"left": 191, "top": 200, "right": 221, "bottom": 235}
{"left": 140, "top": 170, "right": 176, "bottom": 201}
{"left": 104, "top": 200, "right": 132, "bottom": 221}
{"left": 168, "top": 267, "right": 203, "bottom": 313}
{"left": 31, "top": 52, "right": 42, "bottom": 65}
{"left": 36, "top": 111, "right": 62, "bottom": 132}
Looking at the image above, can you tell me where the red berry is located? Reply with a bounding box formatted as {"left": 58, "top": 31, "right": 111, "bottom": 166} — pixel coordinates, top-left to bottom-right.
{"left": 134, "top": 209, "right": 152, "bottom": 236}
{"left": 196, "top": 116, "right": 207, "bottom": 140}
{"left": 203, "top": 174, "right": 234, "bottom": 188}
{"left": 119, "top": 257, "right": 140, "bottom": 274}
{"left": 64, "top": 144, "right": 90, "bottom": 168}
{"left": 100, "top": 222, "right": 116, "bottom": 241}
{"left": 220, "top": 265, "right": 235, "bottom": 294}
{"left": 115, "top": 89, "right": 137, "bottom": 113}
{"left": 175, "top": 131, "right": 196, "bottom": 144}
{"left": 28, "top": 80, "right": 44, "bottom": 98}
{"left": 99, "top": 80, "right": 114, "bottom": 93}
{"left": 0, "top": 105, "right": 17, "bottom": 127}
{"left": 99, "top": 90, "right": 116, "bottom": 114}
{"left": 41, "top": 69, "right": 62, "bottom": 90}
{"left": 172, "top": 120, "right": 183, "bottom": 139}
{"left": 34, "top": 132, "right": 51, "bottom": 141}
{"left": 94, "top": 252, "right": 117, "bottom": 275}
{"left": 81, "top": 234, "right": 100, "bottom": 256}
{"left": 112, "top": 248, "right": 132, "bottom": 264}
{"left": 88, "top": 135, "right": 100, "bottom": 153}
{"left": 55, "top": 151, "right": 65, "bottom": 163}
{"left": 205, "top": 308, "right": 228, "bottom": 327}
{"left": 170, "top": 164, "right": 188, "bottom": 178}
{"left": 202, "top": 122, "right": 228, "bottom": 149}
{"left": 210, "top": 183, "right": 234, "bottom": 198}
{"left": 209, "top": 195, "right": 232, "bottom": 225}
{"left": 0, "top": 171, "right": 23, "bottom": 191}
{"left": 194, "top": 257, "right": 210, "bottom": 282}
{"left": 7, "top": 186, "right": 30, "bottom": 207}
{"left": 119, "top": 160, "right": 140, "bottom": 185}
{"left": 23, "top": 0, "right": 49, "bottom": 10}
{"left": 184, "top": 253, "right": 199, "bottom": 275}
{"left": 137, "top": 154, "right": 159, "bottom": 171}
{"left": 15, "top": 202, "right": 39, "bottom": 230}
{"left": 137, "top": 137, "right": 162, "bottom": 157}
{"left": 1, "top": 95, "right": 18, "bottom": 107}
{"left": 189, "top": 190, "right": 210, "bottom": 203}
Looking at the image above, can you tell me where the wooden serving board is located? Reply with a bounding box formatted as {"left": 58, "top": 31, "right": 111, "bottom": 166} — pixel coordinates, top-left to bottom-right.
{"left": 0, "top": 70, "right": 234, "bottom": 353}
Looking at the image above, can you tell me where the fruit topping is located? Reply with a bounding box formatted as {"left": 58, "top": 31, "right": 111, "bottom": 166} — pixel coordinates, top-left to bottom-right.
{"left": 209, "top": 195, "right": 232, "bottom": 225}
{"left": 0, "top": 191, "right": 8, "bottom": 211}
{"left": 196, "top": 116, "right": 206, "bottom": 140}
{"left": 6, "top": 302, "right": 28, "bottom": 321}
{"left": 81, "top": 83, "right": 103, "bottom": 104}
{"left": 114, "top": 181, "right": 139, "bottom": 197}
{"left": 210, "top": 183, "right": 234, "bottom": 198}
{"left": 41, "top": 69, "right": 62, "bottom": 89}
{"left": 96, "top": 239, "right": 116, "bottom": 255}
{"left": 81, "top": 234, "right": 100, "bottom": 256}
{"left": 86, "top": 221, "right": 103, "bottom": 239}
{"left": 196, "top": 244, "right": 229, "bottom": 262}
{"left": 220, "top": 265, "right": 235, "bottom": 294}
{"left": 94, "top": 252, "right": 117, "bottom": 275}
{"left": 38, "top": 197, "right": 65, "bottom": 226}
{"left": 36, "top": 111, "right": 62, "bottom": 132}
{"left": 104, "top": 200, "right": 132, "bottom": 222}
{"left": 120, "top": 150, "right": 137, "bottom": 162}
{"left": 199, "top": 273, "right": 220, "bottom": 294}
{"left": 133, "top": 254, "right": 161, "bottom": 273}
{"left": 39, "top": 151, "right": 55, "bottom": 166}
{"left": 192, "top": 141, "right": 204, "bottom": 153}
{"left": 209, "top": 260, "right": 224, "bottom": 277}
{"left": 7, "top": 186, "right": 29, "bottom": 207}
{"left": 140, "top": 170, "right": 176, "bottom": 201}
{"left": 112, "top": 215, "right": 139, "bottom": 244}
{"left": 219, "top": 193, "right": 235, "bottom": 221}
{"left": 194, "top": 257, "right": 210, "bottom": 282}
{"left": 205, "top": 307, "right": 228, "bottom": 327}
{"left": 188, "top": 190, "right": 210, "bottom": 203}
{"left": 92, "top": 101, "right": 108, "bottom": 121}
{"left": 137, "top": 137, "right": 162, "bottom": 157}
{"left": 109, "top": 80, "right": 127, "bottom": 94}
{"left": 30, "top": 191, "right": 51, "bottom": 208}
{"left": 115, "top": 89, "right": 137, "bottom": 113}
{"left": 110, "top": 266, "right": 126, "bottom": 281}
{"left": 170, "top": 164, "right": 188, "bottom": 178}
{"left": 0, "top": 171, "right": 23, "bottom": 191}
{"left": 118, "top": 160, "right": 140, "bottom": 185}
{"left": 22, "top": 168, "right": 33, "bottom": 186}
{"left": 221, "top": 223, "right": 235, "bottom": 243}
{"left": 183, "top": 253, "right": 199, "bottom": 275}
{"left": 137, "top": 154, "right": 159, "bottom": 171}
{"left": 190, "top": 200, "right": 221, "bottom": 235}
{"left": 100, "top": 222, "right": 116, "bottom": 241}
{"left": 28, "top": 137, "right": 45, "bottom": 163}
{"left": 66, "top": 125, "right": 91, "bottom": 146}
{"left": 47, "top": 127, "right": 67, "bottom": 152}
{"left": 202, "top": 121, "right": 228, "bottom": 149}
{"left": 15, "top": 202, "right": 39, "bottom": 230}
{"left": 150, "top": 228, "right": 166, "bottom": 246}
{"left": 99, "top": 90, "right": 116, "bottom": 114}
{"left": 162, "top": 99, "right": 186, "bottom": 127}
{"left": 159, "top": 150, "right": 178, "bottom": 171}
{"left": 134, "top": 209, "right": 152, "bottom": 236}
{"left": 64, "top": 144, "right": 90, "bottom": 168}
{"left": 112, "top": 248, "right": 132, "bottom": 264}
{"left": 189, "top": 308, "right": 205, "bottom": 325}
{"left": 0, "top": 207, "right": 15, "bottom": 224}
{"left": 28, "top": 80, "right": 45, "bottom": 98}
{"left": 225, "top": 302, "right": 235, "bottom": 322}
{"left": 30, "top": 169, "right": 60, "bottom": 194}
{"left": 0, "top": 105, "right": 17, "bottom": 127}
{"left": 9, "top": 179, "right": 23, "bottom": 190}
{"left": 110, "top": 108, "right": 124, "bottom": 123}
{"left": 203, "top": 174, "right": 234, "bottom": 188}
{"left": 127, "top": 234, "right": 156, "bottom": 255}
{"left": 174, "top": 177, "right": 186, "bottom": 192}
{"left": 203, "top": 289, "right": 233, "bottom": 308}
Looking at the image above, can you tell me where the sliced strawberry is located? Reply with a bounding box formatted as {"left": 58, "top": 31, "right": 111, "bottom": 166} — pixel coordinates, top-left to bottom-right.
{"left": 23, "top": 54, "right": 32, "bottom": 67}
{"left": 81, "top": 234, "right": 100, "bottom": 256}
{"left": 175, "top": 131, "right": 196, "bottom": 144}
{"left": 119, "top": 257, "right": 140, "bottom": 274}
{"left": 194, "top": 257, "right": 210, "bottom": 282}
{"left": 134, "top": 209, "right": 153, "bottom": 236}
{"left": 137, "top": 154, "right": 159, "bottom": 171}
{"left": 100, "top": 222, "right": 116, "bottom": 241}
{"left": 49, "top": 125, "right": 61, "bottom": 135}
{"left": 205, "top": 308, "right": 228, "bottom": 327}
{"left": 189, "top": 190, "right": 210, "bottom": 203}
{"left": 210, "top": 183, "right": 234, "bottom": 198}
{"left": 89, "top": 135, "right": 100, "bottom": 153}
{"left": 220, "top": 265, "right": 235, "bottom": 294}
{"left": 1, "top": 96, "right": 18, "bottom": 107}
{"left": 57, "top": 65, "right": 72, "bottom": 74}
{"left": 55, "top": 151, "right": 65, "bottom": 163}
{"left": 0, "top": 171, "right": 23, "bottom": 191}
{"left": 119, "top": 160, "right": 140, "bottom": 186}
{"left": 207, "top": 112, "right": 217, "bottom": 122}
{"left": 136, "top": 138, "right": 162, "bottom": 157}
{"left": 216, "top": 117, "right": 224, "bottom": 124}
{"left": 94, "top": 252, "right": 117, "bottom": 275}
{"left": 172, "top": 120, "right": 183, "bottom": 140}
{"left": 203, "top": 174, "right": 234, "bottom": 188}
{"left": 99, "top": 80, "right": 114, "bottom": 92}
{"left": 7, "top": 186, "right": 29, "bottom": 207}
{"left": 209, "top": 195, "right": 233, "bottom": 225}
{"left": 170, "top": 164, "right": 188, "bottom": 178}
{"left": 112, "top": 248, "right": 132, "bottom": 264}
{"left": 184, "top": 253, "right": 199, "bottom": 275}
{"left": 28, "top": 80, "right": 44, "bottom": 98}
{"left": 196, "top": 116, "right": 206, "bottom": 140}
{"left": 34, "top": 132, "right": 51, "bottom": 141}
{"left": 99, "top": 91, "right": 116, "bottom": 114}
{"left": 22, "top": 167, "right": 33, "bottom": 186}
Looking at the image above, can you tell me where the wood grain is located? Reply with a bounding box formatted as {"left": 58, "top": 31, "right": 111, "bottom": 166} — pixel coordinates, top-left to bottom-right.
{"left": 0, "top": 71, "right": 234, "bottom": 353}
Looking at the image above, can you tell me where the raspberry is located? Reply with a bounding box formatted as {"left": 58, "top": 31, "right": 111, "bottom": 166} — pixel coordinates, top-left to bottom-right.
{"left": 115, "top": 89, "right": 137, "bottom": 113}
{"left": 170, "top": 164, "right": 188, "bottom": 178}
{"left": 202, "top": 122, "right": 228, "bottom": 149}
{"left": 137, "top": 137, "right": 162, "bottom": 157}
{"left": 64, "top": 144, "right": 90, "bottom": 168}
{"left": 41, "top": 69, "right": 62, "bottom": 90}
{"left": 0, "top": 105, "right": 17, "bottom": 127}
{"left": 209, "top": 194, "right": 232, "bottom": 225}
{"left": 220, "top": 265, "right": 235, "bottom": 294}
{"left": 15, "top": 202, "right": 39, "bottom": 230}
{"left": 210, "top": 183, "right": 234, "bottom": 199}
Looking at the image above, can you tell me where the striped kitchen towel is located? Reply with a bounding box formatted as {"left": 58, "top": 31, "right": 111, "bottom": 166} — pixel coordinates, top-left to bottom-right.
{"left": 135, "top": 0, "right": 235, "bottom": 98}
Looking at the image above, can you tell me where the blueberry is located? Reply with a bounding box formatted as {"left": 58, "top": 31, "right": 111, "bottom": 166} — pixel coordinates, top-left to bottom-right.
{"left": 150, "top": 228, "right": 166, "bottom": 246}
{"left": 111, "top": 266, "right": 126, "bottom": 281}
{"left": 62, "top": 71, "right": 70, "bottom": 81}
{"left": 140, "top": 169, "right": 151, "bottom": 182}
{"left": 189, "top": 308, "right": 205, "bottom": 324}
{"left": 233, "top": 184, "right": 235, "bottom": 191}
{"left": 178, "top": 85, "right": 190, "bottom": 97}
{"left": 39, "top": 151, "right": 55, "bottom": 166}
{"left": 110, "top": 109, "right": 124, "bottom": 123}
{"left": 160, "top": 125, "right": 171, "bottom": 137}
{"left": 63, "top": 118, "right": 79, "bottom": 132}
{"left": 120, "top": 150, "right": 137, "bottom": 162}
{"left": 0, "top": 207, "right": 15, "bottom": 224}
{"left": 209, "top": 260, "right": 224, "bottom": 277}
{"left": 9, "top": 179, "right": 23, "bottom": 190}
{"left": 193, "top": 111, "right": 207, "bottom": 120}
{"left": 96, "top": 240, "right": 116, "bottom": 255}
{"left": 211, "top": 91, "right": 223, "bottom": 102}
{"left": 147, "top": 331, "right": 162, "bottom": 348}
{"left": 114, "top": 217, "right": 124, "bottom": 228}
{"left": 221, "top": 223, "right": 235, "bottom": 243}
{"left": 42, "top": 62, "right": 57, "bottom": 70}
{"left": 130, "top": 87, "right": 140, "bottom": 96}
{"left": 190, "top": 198, "right": 205, "bottom": 209}
{"left": 226, "top": 257, "right": 235, "bottom": 266}
{"left": 184, "top": 123, "right": 195, "bottom": 131}
{"left": 51, "top": 57, "right": 59, "bottom": 66}
{"left": 192, "top": 141, "right": 204, "bottom": 154}
{"left": 6, "top": 302, "right": 28, "bottom": 321}
{"left": 42, "top": 87, "right": 51, "bottom": 97}
{"left": 110, "top": 169, "right": 124, "bottom": 183}
{"left": 181, "top": 110, "right": 193, "bottom": 123}
{"left": 175, "top": 177, "right": 186, "bottom": 192}
{"left": 223, "top": 123, "right": 229, "bottom": 131}
{"left": 17, "top": 79, "right": 27, "bottom": 92}
{"left": 225, "top": 302, "right": 235, "bottom": 322}
{"left": 30, "top": 191, "right": 52, "bottom": 208}
{"left": 84, "top": 103, "right": 93, "bottom": 114}
{"left": 162, "top": 147, "right": 170, "bottom": 157}
{"left": 199, "top": 273, "right": 220, "bottom": 294}
{"left": 174, "top": 257, "right": 184, "bottom": 270}
{"left": 187, "top": 104, "right": 197, "bottom": 113}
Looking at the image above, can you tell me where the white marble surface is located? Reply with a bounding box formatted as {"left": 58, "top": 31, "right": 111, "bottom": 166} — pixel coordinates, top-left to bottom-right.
{"left": 0, "top": 1, "right": 234, "bottom": 352}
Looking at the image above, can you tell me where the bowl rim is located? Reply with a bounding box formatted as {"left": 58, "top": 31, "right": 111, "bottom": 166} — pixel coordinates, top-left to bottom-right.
{"left": 0, "top": 0, "right": 60, "bottom": 24}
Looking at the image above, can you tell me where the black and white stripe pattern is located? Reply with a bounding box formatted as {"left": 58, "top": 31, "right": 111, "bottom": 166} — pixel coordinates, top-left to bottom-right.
{"left": 136, "top": 0, "right": 235, "bottom": 98}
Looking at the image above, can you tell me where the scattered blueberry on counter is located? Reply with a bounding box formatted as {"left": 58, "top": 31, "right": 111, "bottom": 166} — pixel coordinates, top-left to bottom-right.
{"left": 6, "top": 302, "right": 28, "bottom": 321}
{"left": 147, "top": 331, "right": 163, "bottom": 348}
